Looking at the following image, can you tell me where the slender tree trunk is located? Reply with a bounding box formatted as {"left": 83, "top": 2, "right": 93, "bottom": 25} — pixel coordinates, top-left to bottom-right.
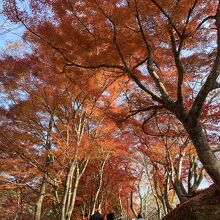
{"left": 164, "top": 175, "right": 172, "bottom": 212}
{"left": 35, "top": 113, "right": 54, "bottom": 220}
{"left": 14, "top": 188, "right": 21, "bottom": 220}
{"left": 145, "top": 160, "right": 161, "bottom": 219}
{"left": 35, "top": 177, "right": 46, "bottom": 220}
{"left": 130, "top": 191, "right": 138, "bottom": 218}
{"left": 91, "top": 154, "right": 109, "bottom": 214}
{"left": 191, "top": 168, "right": 205, "bottom": 193}
{"left": 160, "top": 194, "right": 167, "bottom": 216}
{"left": 61, "top": 157, "right": 89, "bottom": 220}
{"left": 155, "top": 195, "right": 161, "bottom": 220}
{"left": 118, "top": 190, "right": 123, "bottom": 218}
{"left": 173, "top": 180, "right": 187, "bottom": 203}
{"left": 66, "top": 177, "right": 80, "bottom": 220}
{"left": 61, "top": 161, "right": 76, "bottom": 220}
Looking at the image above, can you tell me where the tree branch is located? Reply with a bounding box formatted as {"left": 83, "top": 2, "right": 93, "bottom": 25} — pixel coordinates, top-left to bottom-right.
{"left": 195, "top": 15, "right": 216, "bottom": 33}
{"left": 132, "top": 56, "right": 148, "bottom": 70}
{"left": 135, "top": 0, "right": 169, "bottom": 99}
{"left": 150, "top": 0, "right": 181, "bottom": 37}
{"left": 189, "top": 3, "right": 220, "bottom": 121}
{"left": 124, "top": 105, "right": 164, "bottom": 120}
{"left": 212, "top": 145, "right": 220, "bottom": 153}
{"left": 142, "top": 108, "right": 158, "bottom": 134}
{"left": 12, "top": 0, "right": 124, "bottom": 71}
{"left": 169, "top": 30, "right": 185, "bottom": 104}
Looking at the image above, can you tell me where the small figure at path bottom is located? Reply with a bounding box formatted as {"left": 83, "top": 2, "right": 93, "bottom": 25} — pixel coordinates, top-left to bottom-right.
{"left": 90, "top": 209, "right": 104, "bottom": 220}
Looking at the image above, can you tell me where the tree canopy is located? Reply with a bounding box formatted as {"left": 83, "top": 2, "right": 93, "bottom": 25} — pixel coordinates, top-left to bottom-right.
{"left": 0, "top": 0, "right": 220, "bottom": 219}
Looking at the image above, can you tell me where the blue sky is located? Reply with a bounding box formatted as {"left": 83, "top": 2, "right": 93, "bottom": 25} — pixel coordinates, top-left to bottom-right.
{"left": 0, "top": 3, "right": 25, "bottom": 51}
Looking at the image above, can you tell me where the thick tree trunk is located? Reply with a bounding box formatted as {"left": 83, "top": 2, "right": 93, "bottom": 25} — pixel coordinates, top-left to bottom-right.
{"left": 186, "top": 122, "right": 220, "bottom": 191}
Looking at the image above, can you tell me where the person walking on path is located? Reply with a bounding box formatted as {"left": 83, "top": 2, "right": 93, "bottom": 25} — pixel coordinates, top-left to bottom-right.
{"left": 107, "top": 211, "right": 115, "bottom": 220}
{"left": 137, "top": 213, "right": 144, "bottom": 220}
{"left": 90, "top": 209, "right": 104, "bottom": 220}
{"left": 82, "top": 213, "right": 89, "bottom": 220}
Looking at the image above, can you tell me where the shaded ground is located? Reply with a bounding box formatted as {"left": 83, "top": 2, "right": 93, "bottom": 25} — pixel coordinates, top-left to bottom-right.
{"left": 163, "top": 185, "right": 220, "bottom": 220}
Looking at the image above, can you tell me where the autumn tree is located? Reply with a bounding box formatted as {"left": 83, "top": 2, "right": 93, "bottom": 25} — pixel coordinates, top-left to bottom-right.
{"left": 0, "top": 48, "right": 137, "bottom": 219}
{"left": 2, "top": 0, "right": 220, "bottom": 190}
